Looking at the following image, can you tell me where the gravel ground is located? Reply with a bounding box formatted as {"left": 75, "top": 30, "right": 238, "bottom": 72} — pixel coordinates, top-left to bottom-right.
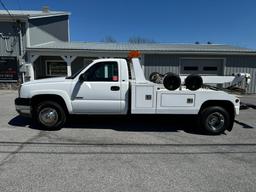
{"left": 0, "top": 90, "right": 255, "bottom": 192}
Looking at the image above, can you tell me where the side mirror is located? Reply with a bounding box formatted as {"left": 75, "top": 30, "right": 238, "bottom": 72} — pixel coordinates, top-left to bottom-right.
{"left": 79, "top": 73, "right": 86, "bottom": 82}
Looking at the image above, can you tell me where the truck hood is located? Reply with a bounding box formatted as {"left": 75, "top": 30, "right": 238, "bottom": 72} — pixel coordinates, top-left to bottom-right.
{"left": 23, "top": 77, "right": 68, "bottom": 85}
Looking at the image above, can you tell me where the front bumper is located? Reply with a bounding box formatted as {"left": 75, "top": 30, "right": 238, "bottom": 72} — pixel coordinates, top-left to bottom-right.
{"left": 235, "top": 105, "right": 240, "bottom": 115}
{"left": 15, "top": 98, "right": 31, "bottom": 117}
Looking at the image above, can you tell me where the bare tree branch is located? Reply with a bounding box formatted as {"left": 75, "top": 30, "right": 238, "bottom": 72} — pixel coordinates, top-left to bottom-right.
{"left": 128, "top": 36, "right": 156, "bottom": 44}
{"left": 101, "top": 36, "right": 117, "bottom": 43}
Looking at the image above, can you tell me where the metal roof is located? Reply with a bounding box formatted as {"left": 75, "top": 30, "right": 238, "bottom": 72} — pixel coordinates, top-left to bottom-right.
{"left": 0, "top": 10, "right": 70, "bottom": 19}
{"left": 28, "top": 41, "right": 256, "bottom": 54}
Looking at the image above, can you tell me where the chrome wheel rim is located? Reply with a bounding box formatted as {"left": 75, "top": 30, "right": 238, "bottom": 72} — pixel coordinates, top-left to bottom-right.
{"left": 39, "top": 107, "right": 58, "bottom": 127}
{"left": 207, "top": 112, "right": 225, "bottom": 131}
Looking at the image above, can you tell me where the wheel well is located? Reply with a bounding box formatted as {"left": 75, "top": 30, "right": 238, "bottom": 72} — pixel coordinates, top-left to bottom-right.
{"left": 200, "top": 100, "right": 235, "bottom": 131}
{"left": 200, "top": 100, "right": 235, "bottom": 116}
{"left": 31, "top": 94, "right": 68, "bottom": 114}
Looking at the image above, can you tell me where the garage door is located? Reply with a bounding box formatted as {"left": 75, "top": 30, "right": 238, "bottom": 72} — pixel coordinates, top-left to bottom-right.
{"left": 180, "top": 58, "right": 224, "bottom": 75}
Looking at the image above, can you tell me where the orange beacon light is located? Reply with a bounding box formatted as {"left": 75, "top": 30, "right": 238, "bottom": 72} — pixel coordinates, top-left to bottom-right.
{"left": 128, "top": 51, "right": 141, "bottom": 59}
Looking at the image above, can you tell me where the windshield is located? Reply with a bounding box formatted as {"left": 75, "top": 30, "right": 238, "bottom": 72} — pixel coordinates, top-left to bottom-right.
{"left": 66, "top": 66, "right": 85, "bottom": 79}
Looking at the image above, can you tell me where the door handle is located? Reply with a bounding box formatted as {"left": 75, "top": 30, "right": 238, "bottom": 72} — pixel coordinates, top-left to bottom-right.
{"left": 111, "top": 86, "right": 120, "bottom": 91}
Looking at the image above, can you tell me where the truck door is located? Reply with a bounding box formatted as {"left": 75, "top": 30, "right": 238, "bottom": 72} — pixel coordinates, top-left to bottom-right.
{"left": 71, "top": 61, "right": 121, "bottom": 114}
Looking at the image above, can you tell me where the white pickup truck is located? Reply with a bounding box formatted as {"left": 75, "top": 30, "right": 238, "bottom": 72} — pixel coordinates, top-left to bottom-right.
{"left": 15, "top": 55, "right": 241, "bottom": 134}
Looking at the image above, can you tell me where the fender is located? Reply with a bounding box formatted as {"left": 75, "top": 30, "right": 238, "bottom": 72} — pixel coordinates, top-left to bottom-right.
{"left": 30, "top": 90, "right": 73, "bottom": 113}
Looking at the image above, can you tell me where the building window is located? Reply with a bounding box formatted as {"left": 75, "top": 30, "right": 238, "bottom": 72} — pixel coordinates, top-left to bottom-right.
{"left": 203, "top": 66, "right": 218, "bottom": 71}
{"left": 0, "top": 56, "right": 18, "bottom": 82}
{"left": 183, "top": 66, "right": 199, "bottom": 71}
{"left": 46, "top": 60, "right": 67, "bottom": 76}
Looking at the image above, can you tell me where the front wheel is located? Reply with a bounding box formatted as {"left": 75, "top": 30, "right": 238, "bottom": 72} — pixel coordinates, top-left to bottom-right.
{"left": 33, "top": 101, "right": 66, "bottom": 130}
{"left": 199, "top": 106, "right": 231, "bottom": 135}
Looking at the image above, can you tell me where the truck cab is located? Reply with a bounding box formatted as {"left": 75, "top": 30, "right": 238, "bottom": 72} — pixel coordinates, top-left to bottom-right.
{"left": 69, "top": 58, "right": 129, "bottom": 114}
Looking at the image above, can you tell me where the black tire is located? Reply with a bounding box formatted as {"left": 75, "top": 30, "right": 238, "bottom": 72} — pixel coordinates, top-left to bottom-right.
{"left": 199, "top": 106, "right": 230, "bottom": 135}
{"left": 149, "top": 72, "right": 162, "bottom": 83}
{"left": 185, "top": 74, "right": 203, "bottom": 91}
{"left": 163, "top": 72, "right": 181, "bottom": 91}
{"left": 33, "top": 101, "right": 66, "bottom": 130}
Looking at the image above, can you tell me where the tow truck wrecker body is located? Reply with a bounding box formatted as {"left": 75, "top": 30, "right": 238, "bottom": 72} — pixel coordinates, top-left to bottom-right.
{"left": 15, "top": 54, "right": 248, "bottom": 134}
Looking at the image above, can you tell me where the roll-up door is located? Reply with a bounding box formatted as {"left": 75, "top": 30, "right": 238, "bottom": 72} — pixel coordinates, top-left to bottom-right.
{"left": 180, "top": 58, "right": 224, "bottom": 75}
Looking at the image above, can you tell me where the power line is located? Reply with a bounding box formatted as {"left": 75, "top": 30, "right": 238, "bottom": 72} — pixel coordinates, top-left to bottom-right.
{"left": 0, "top": 0, "right": 16, "bottom": 21}
{"left": 0, "top": 0, "right": 24, "bottom": 58}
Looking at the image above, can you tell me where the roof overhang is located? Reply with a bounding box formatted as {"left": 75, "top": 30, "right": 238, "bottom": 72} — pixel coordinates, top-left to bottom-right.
{"left": 0, "top": 16, "right": 28, "bottom": 22}
{"left": 0, "top": 10, "right": 70, "bottom": 21}
{"left": 26, "top": 47, "right": 256, "bottom": 56}
{"left": 28, "top": 13, "right": 70, "bottom": 20}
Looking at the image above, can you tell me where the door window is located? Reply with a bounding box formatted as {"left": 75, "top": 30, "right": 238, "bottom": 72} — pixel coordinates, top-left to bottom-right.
{"left": 85, "top": 62, "right": 118, "bottom": 81}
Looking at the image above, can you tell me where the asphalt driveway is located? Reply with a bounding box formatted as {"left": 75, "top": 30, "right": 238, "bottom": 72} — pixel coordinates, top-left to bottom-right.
{"left": 0, "top": 90, "right": 255, "bottom": 192}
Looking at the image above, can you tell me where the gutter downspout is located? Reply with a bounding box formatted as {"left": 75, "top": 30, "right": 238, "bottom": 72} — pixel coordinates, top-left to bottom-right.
{"left": 17, "top": 20, "right": 25, "bottom": 83}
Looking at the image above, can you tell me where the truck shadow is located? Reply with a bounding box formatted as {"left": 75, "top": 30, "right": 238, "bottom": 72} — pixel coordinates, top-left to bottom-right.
{"left": 66, "top": 115, "right": 202, "bottom": 134}
{"left": 8, "top": 115, "right": 202, "bottom": 134}
{"left": 8, "top": 114, "right": 229, "bottom": 135}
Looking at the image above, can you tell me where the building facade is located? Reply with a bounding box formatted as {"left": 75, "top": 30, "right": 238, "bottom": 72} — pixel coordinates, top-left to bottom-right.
{"left": 0, "top": 9, "right": 69, "bottom": 88}
{"left": 27, "top": 42, "right": 256, "bottom": 93}
{"left": 0, "top": 9, "right": 256, "bottom": 93}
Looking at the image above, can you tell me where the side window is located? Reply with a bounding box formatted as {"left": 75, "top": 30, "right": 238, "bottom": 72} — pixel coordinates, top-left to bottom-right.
{"left": 85, "top": 62, "right": 119, "bottom": 82}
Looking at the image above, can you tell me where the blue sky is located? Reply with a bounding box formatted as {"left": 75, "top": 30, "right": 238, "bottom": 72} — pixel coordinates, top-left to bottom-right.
{"left": 2, "top": 0, "right": 256, "bottom": 48}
